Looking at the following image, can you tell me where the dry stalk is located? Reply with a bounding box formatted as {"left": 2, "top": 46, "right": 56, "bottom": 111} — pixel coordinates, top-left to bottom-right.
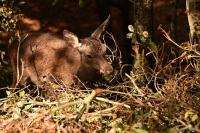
{"left": 158, "top": 25, "right": 200, "bottom": 56}
{"left": 125, "top": 73, "right": 144, "bottom": 96}
{"left": 84, "top": 105, "right": 119, "bottom": 117}
{"left": 103, "top": 31, "right": 122, "bottom": 64}
{"left": 51, "top": 100, "right": 84, "bottom": 113}
{"left": 75, "top": 88, "right": 104, "bottom": 121}
{"left": 95, "top": 97, "right": 130, "bottom": 108}
{"left": 15, "top": 33, "right": 29, "bottom": 88}
{"left": 155, "top": 52, "right": 187, "bottom": 77}
{"left": 15, "top": 32, "right": 21, "bottom": 87}
{"left": 16, "top": 59, "right": 24, "bottom": 86}
{"left": 104, "top": 89, "right": 137, "bottom": 97}
{"left": 175, "top": 118, "right": 200, "bottom": 132}
{"left": 48, "top": 73, "right": 64, "bottom": 87}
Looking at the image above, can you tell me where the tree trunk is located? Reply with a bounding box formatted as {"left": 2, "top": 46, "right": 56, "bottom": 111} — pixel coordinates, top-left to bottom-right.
{"left": 186, "top": 0, "right": 200, "bottom": 45}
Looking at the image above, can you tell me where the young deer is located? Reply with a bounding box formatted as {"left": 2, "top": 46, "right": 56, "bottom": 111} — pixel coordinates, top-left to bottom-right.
{"left": 9, "top": 16, "right": 113, "bottom": 88}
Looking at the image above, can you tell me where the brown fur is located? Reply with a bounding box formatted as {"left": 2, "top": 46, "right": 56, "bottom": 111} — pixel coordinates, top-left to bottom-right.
{"left": 9, "top": 16, "right": 113, "bottom": 88}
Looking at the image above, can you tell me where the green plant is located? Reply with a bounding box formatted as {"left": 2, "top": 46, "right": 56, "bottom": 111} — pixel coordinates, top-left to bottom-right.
{"left": 0, "top": 0, "right": 23, "bottom": 33}
{"left": 126, "top": 24, "right": 157, "bottom": 53}
{"left": 0, "top": 0, "right": 24, "bottom": 87}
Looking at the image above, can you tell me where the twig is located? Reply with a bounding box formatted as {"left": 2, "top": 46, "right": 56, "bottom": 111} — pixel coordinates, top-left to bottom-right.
{"left": 125, "top": 73, "right": 144, "bottom": 96}
{"left": 158, "top": 25, "right": 200, "bottom": 56}
{"left": 16, "top": 33, "right": 21, "bottom": 87}
{"left": 103, "top": 31, "right": 122, "bottom": 63}
{"left": 104, "top": 89, "right": 138, "bottom": 97}
{"left": 175, "top": 118, "right": 200, "bottom": 132}
{"left": 95, "top": 97, "right": 130, "bottom": 109}
{"left": 74, "top": 75, "right": 90, "bottom": 90}
{"left": 75, "top": 88, "right": 104, "bottom": 121}
{"left": 51, "top": 100, "right": 84, "bottom": 113}
{"left": 84, "top": 105, "right": 119, "bottom": 117}
{"left": 15, "top": 33, "right": 29, "bottom": 87}
{"left": 15, "top": 59, "right": 24, "bottom": 87}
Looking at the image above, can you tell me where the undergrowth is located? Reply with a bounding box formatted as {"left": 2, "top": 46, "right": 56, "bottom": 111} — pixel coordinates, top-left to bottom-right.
{"left": 0, "top": 31, "right": 200, "bottom": 132}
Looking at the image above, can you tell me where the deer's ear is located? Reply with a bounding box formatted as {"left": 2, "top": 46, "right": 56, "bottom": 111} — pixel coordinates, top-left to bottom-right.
{"left": 63, "top": 30, "right": 82, "bottom": 48}
{"left": 91, "top": 15, "right": 110, "bottom": 39}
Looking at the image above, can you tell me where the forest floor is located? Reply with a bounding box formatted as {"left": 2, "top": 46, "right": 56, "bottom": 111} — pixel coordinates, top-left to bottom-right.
{"left": 0, "top": 0, "right": 200, "bottom": 132}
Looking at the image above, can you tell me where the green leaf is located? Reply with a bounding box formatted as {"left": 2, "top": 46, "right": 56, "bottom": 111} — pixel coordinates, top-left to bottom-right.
{"left": 126, "top": 33, "right": 133, "bottom": 39}
{"left": 79, "top": 0, "right": 86, "bottom": 8}
{"left": 131, "top": 34, "right": 137, "bottom": 44}
{"left": 191, "top": 114, "right": 198, "bottom": 122}
{"left": 142, "top": 31, "right": 149, "bottom": 38}
{"left": 108, "top": 118, "right": 123, "bottom": 127}
{"left": 1, "top": 51, "right": 5, "bottom": 60}
{"left": 185, "top": 111, "right": 199, "bottom": 122}
{"left": 140, "top": 36, "right": 147, "bottom": 43}
{"left": 133, "top": 128, "right": 149, "bottom": 133}
{"left": 6, "top": 90, "right": 11, "bottom": 96}
{"left": 131, "top": 123, "right": 148, "bottom": 133}
{"left": 19, "top": 90, "right": 25, "bottom": 97}
{"left": 148, "top": 41, "right": 158, "bottom": 52}
{"left": 167, "top": 127, "right": 178, "bottom": 133}
{"left": 128, "top": 25, "right": 135, "bottom": 32}
{"left": 52, "top": 0, "right": 59, "bottom": 5}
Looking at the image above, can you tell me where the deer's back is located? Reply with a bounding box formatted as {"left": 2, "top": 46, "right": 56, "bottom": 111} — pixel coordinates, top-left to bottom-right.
{"left": 11, "top": 32, "right": 81, "bottom": 85}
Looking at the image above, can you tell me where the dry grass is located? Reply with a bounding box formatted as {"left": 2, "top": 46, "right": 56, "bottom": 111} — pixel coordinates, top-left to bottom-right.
{"left": 0, "top": 69, "right": 200, "bottom": 132}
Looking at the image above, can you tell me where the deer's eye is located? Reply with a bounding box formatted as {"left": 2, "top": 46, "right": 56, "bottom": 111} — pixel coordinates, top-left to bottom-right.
{"left": 87, "top": 55, "right": 93, "bottom": 59}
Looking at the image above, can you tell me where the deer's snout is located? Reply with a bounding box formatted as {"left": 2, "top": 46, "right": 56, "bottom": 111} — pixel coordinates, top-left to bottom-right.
{"left": 100, "top": 64, "right": 113, "bottom": 75}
